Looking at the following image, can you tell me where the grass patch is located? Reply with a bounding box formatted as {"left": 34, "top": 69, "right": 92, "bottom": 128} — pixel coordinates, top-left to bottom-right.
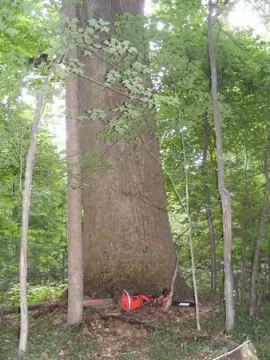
{"left": 0, "top": 315, "right": 96, "bottom": 360}
{"left": 233, "top": 305, "right": 270, "bottom": 359}
{"left": 148, "top": 304, "right": 270, "bottom": 360}
{"left": 119, "top": 355, "right": 137, "bottom": 360}
{"left": 148, "top": 324, "right": 221, "bottom": 360}
{"left": 0, "top": 303, "right": 269, "bottom": 359}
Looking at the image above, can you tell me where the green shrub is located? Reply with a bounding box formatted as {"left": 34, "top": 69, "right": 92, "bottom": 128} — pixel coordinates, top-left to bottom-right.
{"left": 0, "top": 283, "right": 67, "bottom": 306}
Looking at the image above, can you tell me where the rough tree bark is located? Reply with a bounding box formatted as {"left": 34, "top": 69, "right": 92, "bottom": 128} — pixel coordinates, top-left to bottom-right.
{"left": 65, "top": 3, "right": 84, "bottom": 325}
{"left": 75, "top": 0, "right": 191, "bottom": 298}
{"left": 202, "top": 115, "right": 216, "bottom": 293}
{"left": 249, "top": 134, "right": 270, "bottom": 315}
{"left": 207, "top": 1, "right": 235, "bottom": 332}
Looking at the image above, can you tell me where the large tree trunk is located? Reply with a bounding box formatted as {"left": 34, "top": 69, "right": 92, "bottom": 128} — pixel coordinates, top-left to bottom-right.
{"left": 75, "top": 0, "right": 190, "bottom": 298}
{"left": 207, "top": 2, "right": 235, "bottom": 332}
{"left": 249, "top": 134, "right": 270, "bottom": 315}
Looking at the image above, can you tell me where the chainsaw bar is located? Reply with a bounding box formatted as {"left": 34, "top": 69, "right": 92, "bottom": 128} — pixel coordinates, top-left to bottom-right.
{"left": 83, "top": 298, "right": 114, "bottom": 307}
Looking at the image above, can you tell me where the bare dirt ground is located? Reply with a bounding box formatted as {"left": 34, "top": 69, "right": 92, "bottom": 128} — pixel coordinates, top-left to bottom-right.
{"left": 46, "top": 301, "right": 221, "bottom": 359}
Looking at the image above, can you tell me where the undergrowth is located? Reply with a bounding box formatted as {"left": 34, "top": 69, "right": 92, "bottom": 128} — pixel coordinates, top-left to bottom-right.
{"left": 0, "top": 303, "right": 269, "bottom": 359}
{"left": 148, "top": 303, "right": 270, "bottom": 360}
{"left": 0, "top": 283, "right": 67, "bottom": 306}
{"left": 0, "top": 315, "right": 96, "bottom": 360}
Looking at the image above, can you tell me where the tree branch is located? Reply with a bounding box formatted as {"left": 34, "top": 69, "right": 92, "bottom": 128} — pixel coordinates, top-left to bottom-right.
{"left": 212, "top": 340, "right": 251, "bottom": 360}
{"left": 77, "top": 73, "right": 132, "bottom": 99}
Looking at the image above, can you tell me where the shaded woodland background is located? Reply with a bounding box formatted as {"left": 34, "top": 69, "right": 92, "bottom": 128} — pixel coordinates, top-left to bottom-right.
{"left": 0, "top": 0, "right": 270, "bottom": 359}
{"left": 1, "top": 0, "right": 269, "bottom": 305}
{"left": 0, "top": 1, "right": 270, "bottom": 358}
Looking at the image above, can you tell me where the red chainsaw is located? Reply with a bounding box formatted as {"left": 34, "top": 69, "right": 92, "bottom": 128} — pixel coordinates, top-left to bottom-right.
{"left": 118, "top": 290, "right": 195, "bottom": 311}
{"left": 83, "top": 290, "right": 195, "bottom": 311}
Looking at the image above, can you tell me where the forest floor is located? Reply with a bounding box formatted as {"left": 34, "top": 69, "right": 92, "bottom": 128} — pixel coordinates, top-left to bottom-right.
{"left": 0, "top": 300, "right": 269, "bottom": 360}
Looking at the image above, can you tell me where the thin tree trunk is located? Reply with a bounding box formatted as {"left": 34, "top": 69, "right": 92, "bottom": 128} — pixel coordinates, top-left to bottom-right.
{"left": 234, "top": 274, "right": 239, "bottom": 303}
{"left": 182, "top": 132, "right": 201, "bottom": 331}
{"left": 207, "top": 2, "right": 235, "bottom": 332}
{"left": 17, "top": 31, "right": 64, "bottom": 350}
{"left": 202, "top": 115, "right": 216, "bottom": 293}
{"left": 240, "top": 153, "right": 249, "bottom": 302}
{"left": 240, "top": 237, "right": 247, "bottom": 301}
{"left": 249, "top": 134, "right": 270, "bottom": 315}
{"left": 65, "top": 2, "right": 84, "bottom": 326}
{"left": 267, "top": 256, "right": 270, "bottom": 292}
{"left": 18, "top": 91, "right": 46, "bottom": 357}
